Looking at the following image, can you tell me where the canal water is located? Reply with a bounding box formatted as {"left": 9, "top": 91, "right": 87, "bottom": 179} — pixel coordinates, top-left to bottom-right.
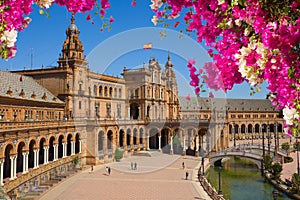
{"left": 206, "top": 157, "right": 293, "bottom": 200}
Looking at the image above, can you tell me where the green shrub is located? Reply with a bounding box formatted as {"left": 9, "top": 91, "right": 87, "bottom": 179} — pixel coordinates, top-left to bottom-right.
{"left": 284, "top": 156, "right": 293, "bottom": 163}
{"left": 114, "top": 148, "right": 123, "bottom": 161}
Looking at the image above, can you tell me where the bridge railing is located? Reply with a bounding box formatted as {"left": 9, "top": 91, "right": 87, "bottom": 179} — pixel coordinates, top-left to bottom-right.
{"left": 198, "top": 170, "right": 225, "bottom": 200}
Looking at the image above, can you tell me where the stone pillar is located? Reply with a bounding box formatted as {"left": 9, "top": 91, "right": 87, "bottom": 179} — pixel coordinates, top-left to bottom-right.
{"left": 71, "top": 141, "right": 75, "bottom": 155}
{"left": 195, "top": 135, "right": 199, "bottom": 157}
{"left": 13, "top": 156, "right": 17, "bottom": 178}
{"left": 33, "top": 150, "right": 37, "bottom": 169}
{"left": 25, "top": 152, "right": 29, "bottom": 172}
{"left": 103, "top": 134, "right": 108, "bottom": 161}
{"left": 147, "top": 135, "right": 150, "bottom": 150}
{"left": 79, "top": 141, "right": 82, "bottom": 154}
{"left": 22, "top": 152, "right": 27, "bottom": 173}
{"left": 158, "top": 136, "right": 161, "bottom": 151}
{"left": 44, "top": 146, "right": 48, "bottom": 164}
{"left": 54, "top": 145, "right": 58, "bottom": 161}
{"left": 130, "top": 133, "right": 134, "bottom": 151}
{"left": 182, "top": 135, "right": 186, "bottom": 156}
{"left": 10, "top": 156, "right": 14, "bottom": 180}
{"left": 36, "top": 149, "right": 40, "bottom": 168}
{"left": 63, "top": 143, "right": 67, "bottom": 158}
{"left": 0, "top": 160, "right": 3, "bottom": 185}
{"left": 170, "top": 135, "right": 173, "bottom": 155}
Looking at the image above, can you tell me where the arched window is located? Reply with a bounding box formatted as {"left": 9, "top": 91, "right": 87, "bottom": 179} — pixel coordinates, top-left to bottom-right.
{"left": 99, "top": 86, "right": 103, "bottom": 96}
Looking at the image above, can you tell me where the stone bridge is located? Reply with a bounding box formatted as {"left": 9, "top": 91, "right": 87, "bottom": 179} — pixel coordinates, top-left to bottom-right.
{"left": 209, "top": 150, "right": 263, "bottom": 169}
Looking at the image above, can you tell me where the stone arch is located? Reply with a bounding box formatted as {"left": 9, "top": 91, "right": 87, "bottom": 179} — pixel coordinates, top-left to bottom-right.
{"left": 28, "top": 140, "right": 36, "bottom": 169}
{"left": 119, "top": 129, "right": 125, "bottom": 149}
{"left": 58, "top": 135, "right": 64, "bottom": 159}
{"left": 133, "top": 128, "right": 138, "bottom": 146}
{"left": 107, "top": 130, "right": 113, "bottom": 151}
{"left": 248, "top": 124, "right": 253, "bottom": 133}
{"left": 139, "top": 128, "right": 144, "bottom": 146}
{"left": 39, "top": 138, "right": 46, "bottom": 165}
{"left": 16, "top": 142, "right": 25, "bottom": 174}
{"left": 67, "top": 134, "right": 72, "bottom": 156}
{"left": 149, "top": 127, "right": 159, "bottom": 149}
{"left": 104, "top": 86, "right": 108, "bottom": 97}
{"left": 75, "top": 133, "right": 81, "bottom": 154}
{"left": 126, "top": 128, "right": 131, "bottom": 147}
{"left": 99, "top": 85, "right": 103, "bottom": 96}
{"left": 48, "top": 136, "right": 55, "bottom": 162}
{"left": 161, "top": 128, "right": 170, "bottom": 148}
{"left": 241, "top": 124, "right": 246, "bottom": 134}
{"left": 3, "top": 144, "right": 14, "bottom": 180}
{"left": 98, "top": 131, "right": 104, "bottom": 154}
{"left": 109, "top": 87, "right": 113, "bottom": 97}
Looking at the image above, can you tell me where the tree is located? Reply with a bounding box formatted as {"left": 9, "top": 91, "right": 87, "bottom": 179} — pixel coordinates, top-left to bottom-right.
{"left": 270, "top": 162, "right": 282, "bottom": 181}
{"left": 282, "top": 142, "right": 291, "bottom": 155}
{"left": 291, "top": 173, "right": 300, "bottom": 195}
{"left": 263, "top": 154, "right": 273, "bottom": 171}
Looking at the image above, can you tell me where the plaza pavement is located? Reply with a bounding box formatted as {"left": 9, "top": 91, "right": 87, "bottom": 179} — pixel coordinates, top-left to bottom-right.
{"left": 39, "top": 151, "right": 212, "bottom": 200}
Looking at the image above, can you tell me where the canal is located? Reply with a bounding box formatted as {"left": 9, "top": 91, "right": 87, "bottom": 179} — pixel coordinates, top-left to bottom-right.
{"left": 206, "top": 157, "right": 293, "bottom": 200}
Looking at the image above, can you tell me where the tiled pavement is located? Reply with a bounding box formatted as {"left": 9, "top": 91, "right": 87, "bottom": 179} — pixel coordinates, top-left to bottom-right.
{"left": 39, "top": 152, "right": 212, "bottom": 200}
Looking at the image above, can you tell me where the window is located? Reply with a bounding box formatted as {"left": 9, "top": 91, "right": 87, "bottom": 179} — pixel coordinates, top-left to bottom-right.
{"left": 238, "top": 114, "right": 243, "bottom": 118}
{"left": 94, "top": 85, "right": 97, "bottom": 96}
{"left": 99, "top": 86, "right": 103, "bottom": 96}
{"left": 231, "top": 115, "right": 236, "bottom": 118}
{"left": 119, "top": 88, "right": 122, "bottom": 98}
{"left": 106, "top": 103, "right": 111, "bottom": 117}
{"left": 79, "top": 101, "right": 82, "bottom": 109}
{"left": 117, "top": 104, "right": 121, "bottom": 118}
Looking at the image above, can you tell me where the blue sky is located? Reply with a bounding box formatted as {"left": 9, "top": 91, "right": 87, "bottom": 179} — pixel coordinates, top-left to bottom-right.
{"left": 0, "top": 1, "right": 269, "bottom": 99}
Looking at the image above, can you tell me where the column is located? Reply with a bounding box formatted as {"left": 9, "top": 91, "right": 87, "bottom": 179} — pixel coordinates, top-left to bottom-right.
{"left": 63, "top": 143, "right": 67, "bottom": 158}
{"left": 33, "top": 150, "right": 37, "bottom": 169}
{"left": 22, "top": 152, "right": 27, "bottom": 174}
{"left": 103, "top": 134, "right": 108, "bottom": 161}
{"left": 44, "top": 147, "right": 48, "bottom": 164}
{"left": 10, "top": 156, "right": 14, "bottom": 180}
{"left": 127, "top": 107, "right": 130, "bottom": 120}
{"left": 79, "top": 140, "right": 82, "bottom": 154}
{"left": 26, "top": 152, "right": 29, "bottom": 172}
{"left": 195, "top": 135, "right": 199, "bottom": 157}
{"left": 54, "top": 145, "right": 58, "bottom": 161}
{"left": 130, "top": 133, "right": 134, "bottom": 151}
{"left": 13, "top": 156, "right": 17, "bottom": 178}
{"left": 170, "top": 135, "right": 173, "bottom": 155}
{"left": 71, "top": 141, "right": 75, "bottom": 155}
{"left": 36, "top": 149, "right": 40, "bottom": 168}
{"left": 158, "top": 136, "right": 161, "bottom": 151}
{"left": 0, "top": 160, "right": 3, "bottom": 185}
{"left": 182, "top": 135, "right": 186, "bottom": 155}
{"left": 147, "top": 135, "right": 150, "bottom": 150}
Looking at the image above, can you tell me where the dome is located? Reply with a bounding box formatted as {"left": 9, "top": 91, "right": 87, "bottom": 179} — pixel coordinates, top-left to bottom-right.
{"left": 68, "top": 23, "right": 78, "bottom": 31}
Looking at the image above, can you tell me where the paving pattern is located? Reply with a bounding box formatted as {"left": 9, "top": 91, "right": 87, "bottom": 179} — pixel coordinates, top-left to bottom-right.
{"left": 39, "top": 152, "right": 211, "bottom": 200}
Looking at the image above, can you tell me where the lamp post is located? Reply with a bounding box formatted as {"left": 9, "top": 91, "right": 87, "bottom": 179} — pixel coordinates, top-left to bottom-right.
{"left": 272, "top": 189, "right": 278, "bottom": 200}
{"left": 297, "top": 137, "right": 300, "bottom": 175}
{"left": 267, "top": 123, "right": 271, "bottom": 155}
{"left": 233, "top": 122, "right": 236, "bottom": 148}
{"left": 218, "top": 166, "right": 223, "bottom": 196}
{"left": 261, "top": 122, "right": 265, "bottom": 176}
{"left": 274, "top": 121, "right": 278, "bottom": 156}
{"left": 252, "top": 121, "right": 255, "bottom": 146}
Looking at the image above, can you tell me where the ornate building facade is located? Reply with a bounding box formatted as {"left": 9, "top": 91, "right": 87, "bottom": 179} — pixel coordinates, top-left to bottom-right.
{"left": 0, "top": 15, "right": 284, "bottom": 198}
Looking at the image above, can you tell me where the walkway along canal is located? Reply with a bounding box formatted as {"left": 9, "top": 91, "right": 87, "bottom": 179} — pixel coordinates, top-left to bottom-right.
{"left": 205, "top": 157, "right": 292, "bottom": 200}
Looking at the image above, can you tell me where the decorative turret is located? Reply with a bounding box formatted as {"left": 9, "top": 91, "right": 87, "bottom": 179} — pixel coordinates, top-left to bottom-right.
{"left": 58, "top": 13, "right": 86, "bottom": 68}
{"left": 163, "top": 54, "right": 178, "bottom": 95}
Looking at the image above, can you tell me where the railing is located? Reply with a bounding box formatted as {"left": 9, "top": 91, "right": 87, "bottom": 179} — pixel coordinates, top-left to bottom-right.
{"left": 198, "top": 171, "right": 225, "bottom": 200}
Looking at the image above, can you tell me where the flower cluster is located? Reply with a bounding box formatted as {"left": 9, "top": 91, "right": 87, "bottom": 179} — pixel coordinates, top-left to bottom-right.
{"left": 152, "top": 0, "right": 300, "bottom": 136}
{"left": 0, "top": 0, "right": 112, "bottom": 59}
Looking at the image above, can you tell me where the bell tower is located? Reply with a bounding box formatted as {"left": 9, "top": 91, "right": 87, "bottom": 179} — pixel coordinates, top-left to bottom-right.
{"left": 164, "top": 54, "right": 178, "bottom": 96}
{"left": 57, "top": 13, "right": 87, "bottom": 68}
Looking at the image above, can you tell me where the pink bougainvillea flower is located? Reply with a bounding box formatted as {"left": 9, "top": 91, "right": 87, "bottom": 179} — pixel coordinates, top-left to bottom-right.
{"left": 186, "top": 94, "right": 191, "bottom": 101}
{"left": 131, "top": 0, "right": 137, "bottom": 6}
{"left": 86, "top": 14, "right": 91, "bottom": 20}
{"left": 109, "top": 16, "right": 114, "bottom": 24}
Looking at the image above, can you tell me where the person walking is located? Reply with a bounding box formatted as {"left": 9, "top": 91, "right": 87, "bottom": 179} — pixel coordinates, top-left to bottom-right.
{"left": 131, "top": 162, "right": 134, "bottom": 170}
{"left": 182, "top": 162, "right": 185, "bottom": 169}
{"left": 91, "top": 165, "right": 93, "bottom": 173}
{"left": 108, "top": 167, "right": 111, "bottom": 175}
{"left": 106, "top": 166, "right": 109, "bottom": 175}
{"left": 134, "top": 162, "right": 137, "bottom": 170}
{"left": 185, "top": 171, "right": 189, "bottom": 180}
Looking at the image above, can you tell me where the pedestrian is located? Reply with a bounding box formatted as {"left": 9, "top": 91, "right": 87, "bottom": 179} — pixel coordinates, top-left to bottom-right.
{"left": 131, "top": 162, "right": 134, "bottom": 170}
{"left": 134, "top": 162, "right": 137, "bottom": 170}
{"left": 106, "top": 166, "right": 109, "bottom": 175}
{"left": 91, "top": 165, "right": 93, "bottom": 173}
{"left": 186, "top": 171, "right": 189, "bottom": 180}
{"left": 108, "top": 167, "right": 111, "bottom": 175}
{"left": 182, "top": 162, "right": 185, "bottom": 169}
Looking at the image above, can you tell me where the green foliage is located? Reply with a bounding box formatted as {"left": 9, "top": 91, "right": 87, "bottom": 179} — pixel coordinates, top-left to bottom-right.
{"left": 263, "top": 154, "right": 273, "bottom": 171}
{"left": 270, "top": 162, "right": 282, "bottom": 181}
{"left": 281, "top": 142, "right": 290, "bottom": 153}
{"left": 73, "top": 155, "right": 79, "bottom": 165}
{"left": 284, "top": 156, "right": 293, "bottom": 163}
{"left": 294, "top": 141, "right": 300, "bottom": 151}
{"left": 114, "top": 148, "right": 123, "bottom": 161}
{"left": 291, "top": 173, "right": 300, "bottom": 195}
